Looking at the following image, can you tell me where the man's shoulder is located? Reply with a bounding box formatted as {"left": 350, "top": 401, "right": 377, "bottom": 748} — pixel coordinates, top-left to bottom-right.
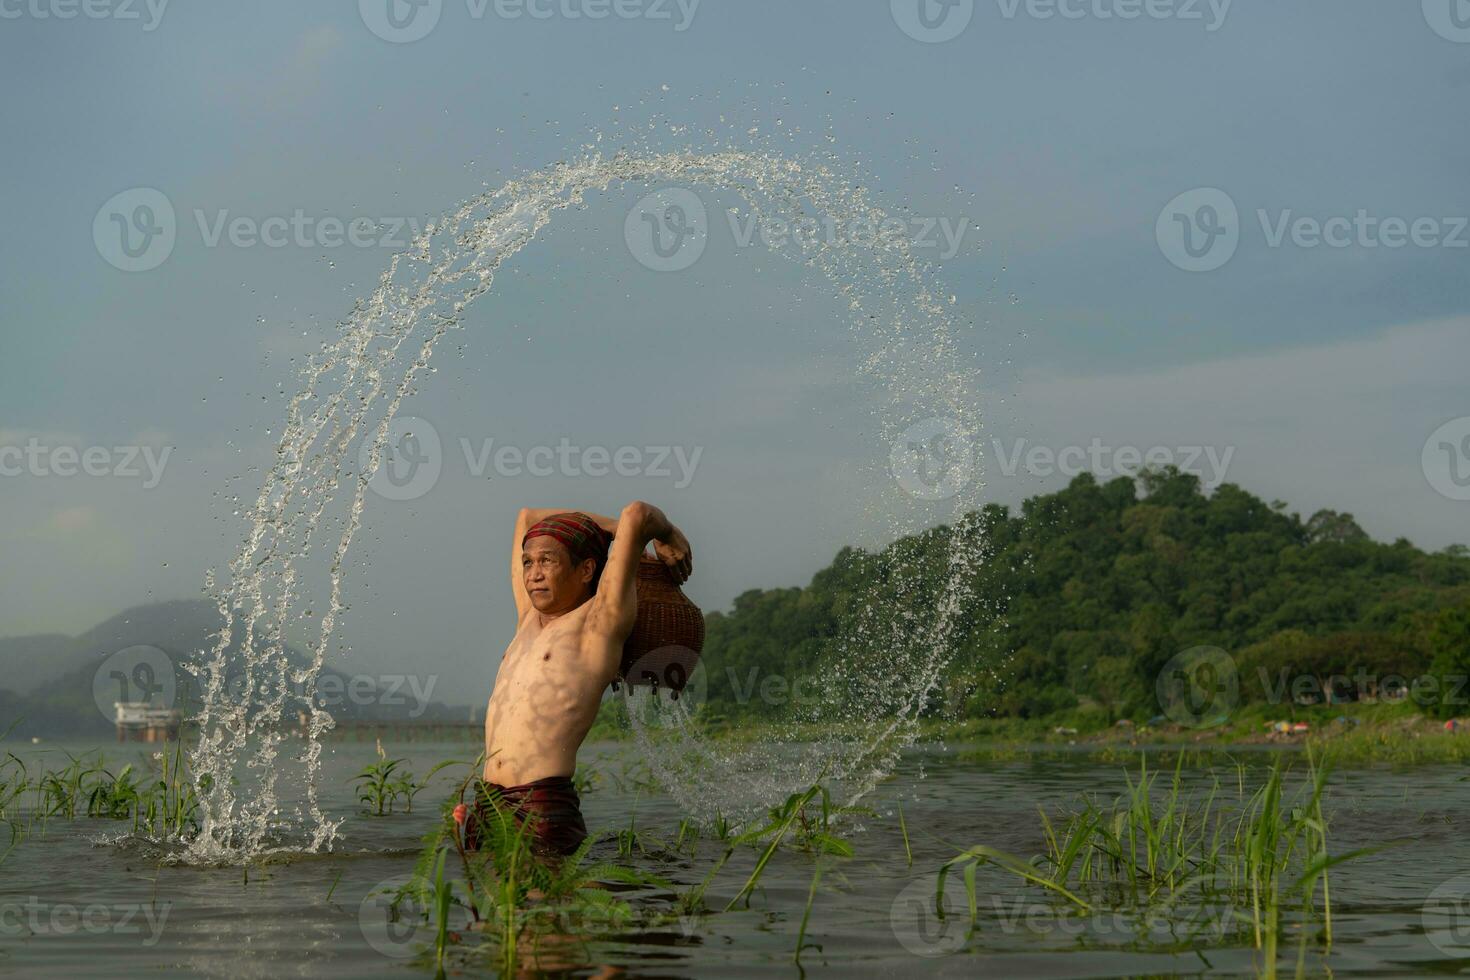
{"left": 575, "top": 595, "right": 628, "bottom": 650}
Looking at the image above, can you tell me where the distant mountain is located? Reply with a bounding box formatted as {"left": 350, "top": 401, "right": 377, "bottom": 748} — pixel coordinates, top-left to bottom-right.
{"left": 0, "top": 633, "right": 86, "bottom": 695}
{"left": 0, "top": 599, "right": 477, "bottom": 738}
{"left": 0, "top": 600, "right": 232, "bottom": 696}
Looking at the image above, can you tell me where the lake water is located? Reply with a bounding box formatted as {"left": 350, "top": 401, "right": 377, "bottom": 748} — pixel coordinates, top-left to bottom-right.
{"left": 2, "top": 737, "right": 1468, "bottom": 977}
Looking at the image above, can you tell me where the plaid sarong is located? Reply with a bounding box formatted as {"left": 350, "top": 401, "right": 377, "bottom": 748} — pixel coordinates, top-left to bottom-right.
{"left": 462, "top": 775, "right": 588, "bottom": 858}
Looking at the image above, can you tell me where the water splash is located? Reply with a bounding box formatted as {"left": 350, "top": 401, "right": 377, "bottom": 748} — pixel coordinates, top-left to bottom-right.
{"left": 184, "top": 146, "right": 985, "bottom": 860}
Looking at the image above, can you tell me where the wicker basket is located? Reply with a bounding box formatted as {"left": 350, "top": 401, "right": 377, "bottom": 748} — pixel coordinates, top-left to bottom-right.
{"left": 618, "top": 556, "right": 705, "bottom": 696}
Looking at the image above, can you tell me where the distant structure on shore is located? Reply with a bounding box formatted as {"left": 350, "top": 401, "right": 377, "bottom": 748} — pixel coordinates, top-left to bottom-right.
{"left": 114, "top": 702, "right": 182, "bottom": 742}
{"left": 293, "top": 709, "right": 482, "bottom": 741}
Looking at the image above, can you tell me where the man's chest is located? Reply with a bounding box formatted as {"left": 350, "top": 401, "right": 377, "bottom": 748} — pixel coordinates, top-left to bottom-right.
{"left": 494, "top": 616, "right": 591, "bottom": 692}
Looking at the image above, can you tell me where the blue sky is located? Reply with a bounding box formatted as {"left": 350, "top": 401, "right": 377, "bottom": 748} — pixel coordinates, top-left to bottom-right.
{"left": 1, "top": 0, "right": 1467, "bottom": 696}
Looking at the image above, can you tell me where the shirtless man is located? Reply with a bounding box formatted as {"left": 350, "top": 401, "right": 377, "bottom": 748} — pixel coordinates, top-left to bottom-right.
{"left": 463, "top": 502, "right": 691, "bottom": 857}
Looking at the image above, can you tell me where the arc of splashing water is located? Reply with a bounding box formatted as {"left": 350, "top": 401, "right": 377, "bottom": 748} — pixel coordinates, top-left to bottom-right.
{"left": 183, "top": 149, "right": 983, "bottom": 860}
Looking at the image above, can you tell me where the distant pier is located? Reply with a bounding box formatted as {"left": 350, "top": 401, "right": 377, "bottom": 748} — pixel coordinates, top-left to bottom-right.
{"left": 111, "top": 707, "right": 482, "bottom": 742}
{"left": 114, "top": 702, "right": 182, "bottom": 742}
{"left": 294, "top": 710, "right": 481, "bottom": 741}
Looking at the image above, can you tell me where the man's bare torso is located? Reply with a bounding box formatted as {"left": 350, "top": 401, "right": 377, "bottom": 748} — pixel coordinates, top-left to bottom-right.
{"left": 482, "top": 600, "right": 618, "bottom": 786}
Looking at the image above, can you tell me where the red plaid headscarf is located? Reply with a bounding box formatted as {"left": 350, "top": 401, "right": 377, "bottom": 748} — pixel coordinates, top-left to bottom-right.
{"left": 522, "top": 512, "right": 612, "bottom": 577}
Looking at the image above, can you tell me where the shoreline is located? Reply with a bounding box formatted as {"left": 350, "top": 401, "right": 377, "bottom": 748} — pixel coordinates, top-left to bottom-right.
{"left": 600, "top": 698, "right": 1470, "bottom": 766}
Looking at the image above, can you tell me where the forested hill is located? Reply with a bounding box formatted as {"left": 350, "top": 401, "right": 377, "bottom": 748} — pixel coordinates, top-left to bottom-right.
{"left": 698, "top": 469, "right": 1470, "bottom": 722}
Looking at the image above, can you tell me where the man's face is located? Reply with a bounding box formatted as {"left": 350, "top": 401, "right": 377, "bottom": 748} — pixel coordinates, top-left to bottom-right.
{"left": 522, "top": 537, "right": 595, "bottom": 614}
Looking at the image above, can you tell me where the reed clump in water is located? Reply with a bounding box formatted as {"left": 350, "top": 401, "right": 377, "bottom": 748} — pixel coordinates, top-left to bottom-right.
{"left": 674, "top": 779, "right": 862, "bottom": 964}
{"left": 947, "top": 751, "right": 1383, "bottom": 977}
{"left": 0, "top": 750, "right": 30, "bottom": 858}
{"left": 5, "top": 743, "right": 207, "bottom": 842}
{"left": 352, "top": 742, "right": 459, "bottom": 816}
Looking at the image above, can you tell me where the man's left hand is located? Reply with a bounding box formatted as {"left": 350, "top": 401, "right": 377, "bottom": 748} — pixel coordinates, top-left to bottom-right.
{"left": 653, "top": 528, "right": 692, "bottom": 585}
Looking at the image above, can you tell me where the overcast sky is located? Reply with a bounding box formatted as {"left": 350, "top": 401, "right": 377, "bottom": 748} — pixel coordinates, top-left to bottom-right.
{"left": 1, "top": 0, "right": 1467, "bottom": 698}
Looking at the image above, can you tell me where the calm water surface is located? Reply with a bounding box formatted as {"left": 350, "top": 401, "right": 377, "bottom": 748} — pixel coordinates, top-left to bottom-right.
{"left": 2, "top": 738, "right": 1468, "bottom": 977}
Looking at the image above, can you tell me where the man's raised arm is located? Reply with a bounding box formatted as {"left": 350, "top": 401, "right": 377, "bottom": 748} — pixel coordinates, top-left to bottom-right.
{"left": 587, "top": 501, "right": 691, "bottom": 645}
